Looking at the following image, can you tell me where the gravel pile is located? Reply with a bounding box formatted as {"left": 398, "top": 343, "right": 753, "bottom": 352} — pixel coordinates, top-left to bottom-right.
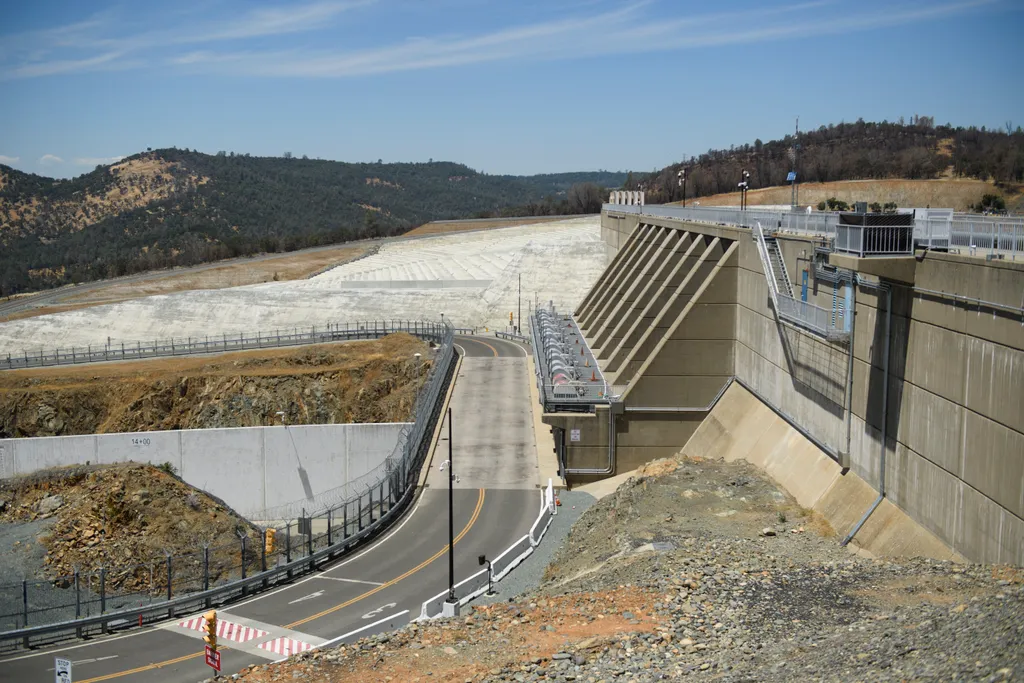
{"left": 220, "top": 455, "right": 1024, "bottom": 682}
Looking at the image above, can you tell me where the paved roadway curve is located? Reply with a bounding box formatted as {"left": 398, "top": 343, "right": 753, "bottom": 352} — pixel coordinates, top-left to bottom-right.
{"left": 0, "top": 336, "right": 539, "bottom": 683}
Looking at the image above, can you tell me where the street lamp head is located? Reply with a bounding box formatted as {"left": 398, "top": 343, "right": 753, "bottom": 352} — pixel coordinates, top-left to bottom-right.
{"left": 439, "top": 460, "right": 450, "bottom": 472}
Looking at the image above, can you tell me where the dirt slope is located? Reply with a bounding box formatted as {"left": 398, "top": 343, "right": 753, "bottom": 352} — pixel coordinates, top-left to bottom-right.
{"left": 678, "top": 178, "right": 1015, "bottom": 211}
{"left": 0, "top": 334, "right": 432, "bottom": 437}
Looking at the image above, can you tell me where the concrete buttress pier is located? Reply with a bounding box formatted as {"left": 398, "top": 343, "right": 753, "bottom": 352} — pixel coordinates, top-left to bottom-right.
{"left": 540, "top": 208, "right": 1024, "bottom": 564}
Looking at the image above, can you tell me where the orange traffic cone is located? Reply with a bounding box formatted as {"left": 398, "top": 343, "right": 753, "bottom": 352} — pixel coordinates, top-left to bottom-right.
{"left": 580, "top": 347, "right": 584, "bottom": 356}
{"left": 585, "top": 358, "right": 590, "bottom": 367}
{"left": 555, "top": 497, "right": 562, "bottom": 507}
{"left": 591, "top": 370, "right": 597, "bottom": 381}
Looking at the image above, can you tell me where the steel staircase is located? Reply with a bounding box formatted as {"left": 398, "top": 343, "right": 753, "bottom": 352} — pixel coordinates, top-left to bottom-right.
{"left": 764, "top": 234, "right": 795, "bottom": 299}
{"left": 753, "top": 221, "right": 849, "bottom": 341}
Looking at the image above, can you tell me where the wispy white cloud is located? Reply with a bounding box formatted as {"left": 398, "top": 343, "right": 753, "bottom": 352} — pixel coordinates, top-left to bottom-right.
{"left": 192, "top": 0, "right": 374, "bottom": 42}
{"left": 0, "top": 155, "right": 19, "bottom": 164}
{"left": 5, "top": 51, "right": 126, "bottom": 79}
{"left": 73, "top": 155, "right": 126, "bottom": 166}
{"left": 0, "top": 0, "right": 1000, "bottom": 80}
{"left": 0, "top": 0, "right": 373, "bottom": 79}
{"left": 39, "top": 154, "right": 64, "bottom": 165}
{"left": 169, "top": 0, "right": 998, "bottom": 78}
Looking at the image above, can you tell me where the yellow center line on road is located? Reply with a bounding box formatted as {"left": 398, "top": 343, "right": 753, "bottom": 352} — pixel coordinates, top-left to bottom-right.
{"left": 478, "top": 340, "right": 499, "bottom": 357}
{"left": 286, "top": 487, "right": 484, "bottom": 629}
{"left": 77, "top": 489, "right": 486, "bottom": 683}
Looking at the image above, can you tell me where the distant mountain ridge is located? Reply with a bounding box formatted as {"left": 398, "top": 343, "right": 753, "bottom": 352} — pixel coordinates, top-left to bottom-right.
{"left": 0, "top": 150, "right": 626, "bottom": 295}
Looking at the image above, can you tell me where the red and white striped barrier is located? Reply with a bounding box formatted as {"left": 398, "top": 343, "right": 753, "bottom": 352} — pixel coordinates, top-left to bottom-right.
{"left": 258, "top": 637, "right": 315, "bottom": 657}
{"left": 177, "top": 616, "right": 268, "bottom": 643}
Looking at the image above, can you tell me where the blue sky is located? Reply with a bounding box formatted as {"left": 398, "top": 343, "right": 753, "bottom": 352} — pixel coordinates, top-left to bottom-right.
{"left": 1, "top": 0, "right": 1021, "bottom": 178}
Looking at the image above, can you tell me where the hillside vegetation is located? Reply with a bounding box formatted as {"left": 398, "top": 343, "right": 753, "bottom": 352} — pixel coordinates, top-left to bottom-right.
{"left": 0, "top": 150, "right": 624, "bottom": 295}
{"left": 683, "top": 178, "right": 1014, "bottom": 212}
{"left": 631, "top": 117, "right": 1024, "bottom": 206}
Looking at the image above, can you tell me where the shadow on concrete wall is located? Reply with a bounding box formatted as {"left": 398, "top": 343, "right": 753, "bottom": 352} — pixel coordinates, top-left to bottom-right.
{"left": 776, "top": 319, "right": 848, "bottom": 419}
{"left": 284, "top": 426, "right": 315, "bottom": 502}
{"left": 864, "top": 287, "right": 910, "bottom": 445}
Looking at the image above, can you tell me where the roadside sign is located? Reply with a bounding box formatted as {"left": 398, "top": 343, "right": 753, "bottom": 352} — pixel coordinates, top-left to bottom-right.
{"left": 786, "top": 171, "right": 796, "bottom": 182}
{"left": 55, "top": 657, "right": 72, "bottom": 683}
{"left": 570, "top": 428, "right": 581, "bottom": 442}
{"left": 205, "top": 645, "right": 221, "bottom": 672}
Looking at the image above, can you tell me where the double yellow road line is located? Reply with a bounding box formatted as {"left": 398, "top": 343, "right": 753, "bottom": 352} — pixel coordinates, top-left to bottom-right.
{"left": 79, "top": 489, "right": 485, "bottom": 682}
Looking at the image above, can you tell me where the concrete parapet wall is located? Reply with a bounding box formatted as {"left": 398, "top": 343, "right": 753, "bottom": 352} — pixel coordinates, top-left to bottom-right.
{"left": 0, "top": 423, "right": 410, "bottom": 519}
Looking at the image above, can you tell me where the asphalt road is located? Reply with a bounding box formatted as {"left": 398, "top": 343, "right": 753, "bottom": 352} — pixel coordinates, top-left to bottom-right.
{"left": 0, "top": 335, "right": 540, "bottom": 683}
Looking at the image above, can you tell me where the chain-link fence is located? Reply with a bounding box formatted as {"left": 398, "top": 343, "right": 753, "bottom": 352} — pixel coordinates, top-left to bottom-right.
{"left": 0, "top": 321, "right": 456, "bottom": 645}
{"left": 2, "top": 319, "right": 456, "bottom": 370}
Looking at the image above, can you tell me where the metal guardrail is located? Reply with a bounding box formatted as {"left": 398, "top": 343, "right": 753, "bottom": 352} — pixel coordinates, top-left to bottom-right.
{"left": 607, "top": 204, "right": 1023, "bottom": 259}
{"left": 494, "top": 330, "right": 530, "bottom": 344}
{"left": 0, "top": 322, "right": 458, "bottom": 650}
{"left": 2, "top": 320, "right": 456, "bottom": 370}
{"left": 835, "top": 223, "right": 914, "bottom": 258}
{"left": 417, "top": 480, "right": 555, "bottom": 620}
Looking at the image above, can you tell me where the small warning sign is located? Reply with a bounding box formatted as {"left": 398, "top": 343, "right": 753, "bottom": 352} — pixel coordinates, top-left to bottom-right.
{"left": 570, "top": 428, "right": 581, "bottom": 442}
{"left": 55, "top": 658, "right": 72, "bottom": 683}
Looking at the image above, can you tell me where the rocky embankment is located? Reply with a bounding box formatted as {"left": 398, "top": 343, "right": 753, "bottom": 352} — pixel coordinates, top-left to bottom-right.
{"left": 0, "top": 333, "right": 432, "bottom": 437}
{"left": 0, "top": 462, "right": 259, "bottom": 591}
{"left": 216, "top": 455, "right": 1023, "bottom": 682}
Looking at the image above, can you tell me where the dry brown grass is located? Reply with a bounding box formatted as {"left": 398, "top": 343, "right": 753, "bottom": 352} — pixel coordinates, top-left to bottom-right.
{"left": 0, "top": 334, "right": 416, "bottom": 388}
{"left": 0, "top": 334, "right": 431, "bottom": 435}
{"left": 0, "top": 155, "right": 203, "bottom": 239}
{"left": 67, "top": 244, "right": 367, "bottom": 303}
{"left": 404, "top": 216, "right": 568, "bottom": 237}
{"left": 676, "top": 178, "right": 1013, "bottom": 212}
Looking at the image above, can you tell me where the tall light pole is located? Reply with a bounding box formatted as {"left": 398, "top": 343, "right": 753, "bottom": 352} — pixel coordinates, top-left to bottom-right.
{"left": 439, "top": 406, "right": 457, "bottom": 611}
{"left": 677, "top": 169, "right": 686, "bottom": 208}
{"left": 518, "top": 273, "right": 521, "bottom": 334}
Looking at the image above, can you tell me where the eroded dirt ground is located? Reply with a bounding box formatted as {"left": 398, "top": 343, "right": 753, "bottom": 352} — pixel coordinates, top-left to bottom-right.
{"left": 218, "top": 455, "right": 1023, "bottom": 682}
{"left": 0, "top": 333, "right": 433, "bottom": 436}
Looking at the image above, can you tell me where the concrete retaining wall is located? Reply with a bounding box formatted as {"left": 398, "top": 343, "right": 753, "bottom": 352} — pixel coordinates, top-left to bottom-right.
{"left": 0, "top": 423, "right": 410, "bottom": 519}
{"left": 681, "top": 382, "right": 964, "bottom": 561}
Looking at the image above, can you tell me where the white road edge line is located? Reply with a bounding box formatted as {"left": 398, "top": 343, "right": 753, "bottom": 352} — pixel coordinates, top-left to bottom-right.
{"left": 316, "top": 610, "right": 410, "bottom": 651}
{"left": 0, "top": 491, "right": 427, "bottom": 663}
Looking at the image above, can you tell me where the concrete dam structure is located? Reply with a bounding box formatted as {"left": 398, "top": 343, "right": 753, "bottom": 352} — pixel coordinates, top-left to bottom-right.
{"left": 534, "top": 205, "right": 1023, "bottom": 565}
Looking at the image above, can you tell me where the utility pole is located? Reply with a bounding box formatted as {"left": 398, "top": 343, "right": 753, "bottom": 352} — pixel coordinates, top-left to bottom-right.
{"left": 793, "top": 116, "right": 800, "bottom": 207}
{"left": 444, "top": 407, "right": 456, "bottom": 610}
{"left": 518, "top": 273, "right": 521, "bottom": 334}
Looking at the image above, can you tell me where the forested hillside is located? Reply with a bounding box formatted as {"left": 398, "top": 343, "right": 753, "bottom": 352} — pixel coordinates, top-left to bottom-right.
{"left": 629, "top": 117, "right": 1024, "bottom": 204}
{"left": 0, "top": 150, "right": 624, "bottom": 295}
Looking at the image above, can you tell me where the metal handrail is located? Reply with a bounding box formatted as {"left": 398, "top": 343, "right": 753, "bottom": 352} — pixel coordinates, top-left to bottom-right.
{"left": 753, "top": 222, "right": 782, "bottom": 316}
{"left": 753, "top": 222, "right": 848, "bottom": 341}
{"left": 2, "top": 320, "right": 454, "bottom": 371}
{"left": 605, "top": 203, "right": 1022, "bottom": 259}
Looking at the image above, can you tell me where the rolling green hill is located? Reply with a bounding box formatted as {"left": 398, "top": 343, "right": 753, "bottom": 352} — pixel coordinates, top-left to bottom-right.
{"left": 0, "top": 149, "right": 626, "bottom": 295}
